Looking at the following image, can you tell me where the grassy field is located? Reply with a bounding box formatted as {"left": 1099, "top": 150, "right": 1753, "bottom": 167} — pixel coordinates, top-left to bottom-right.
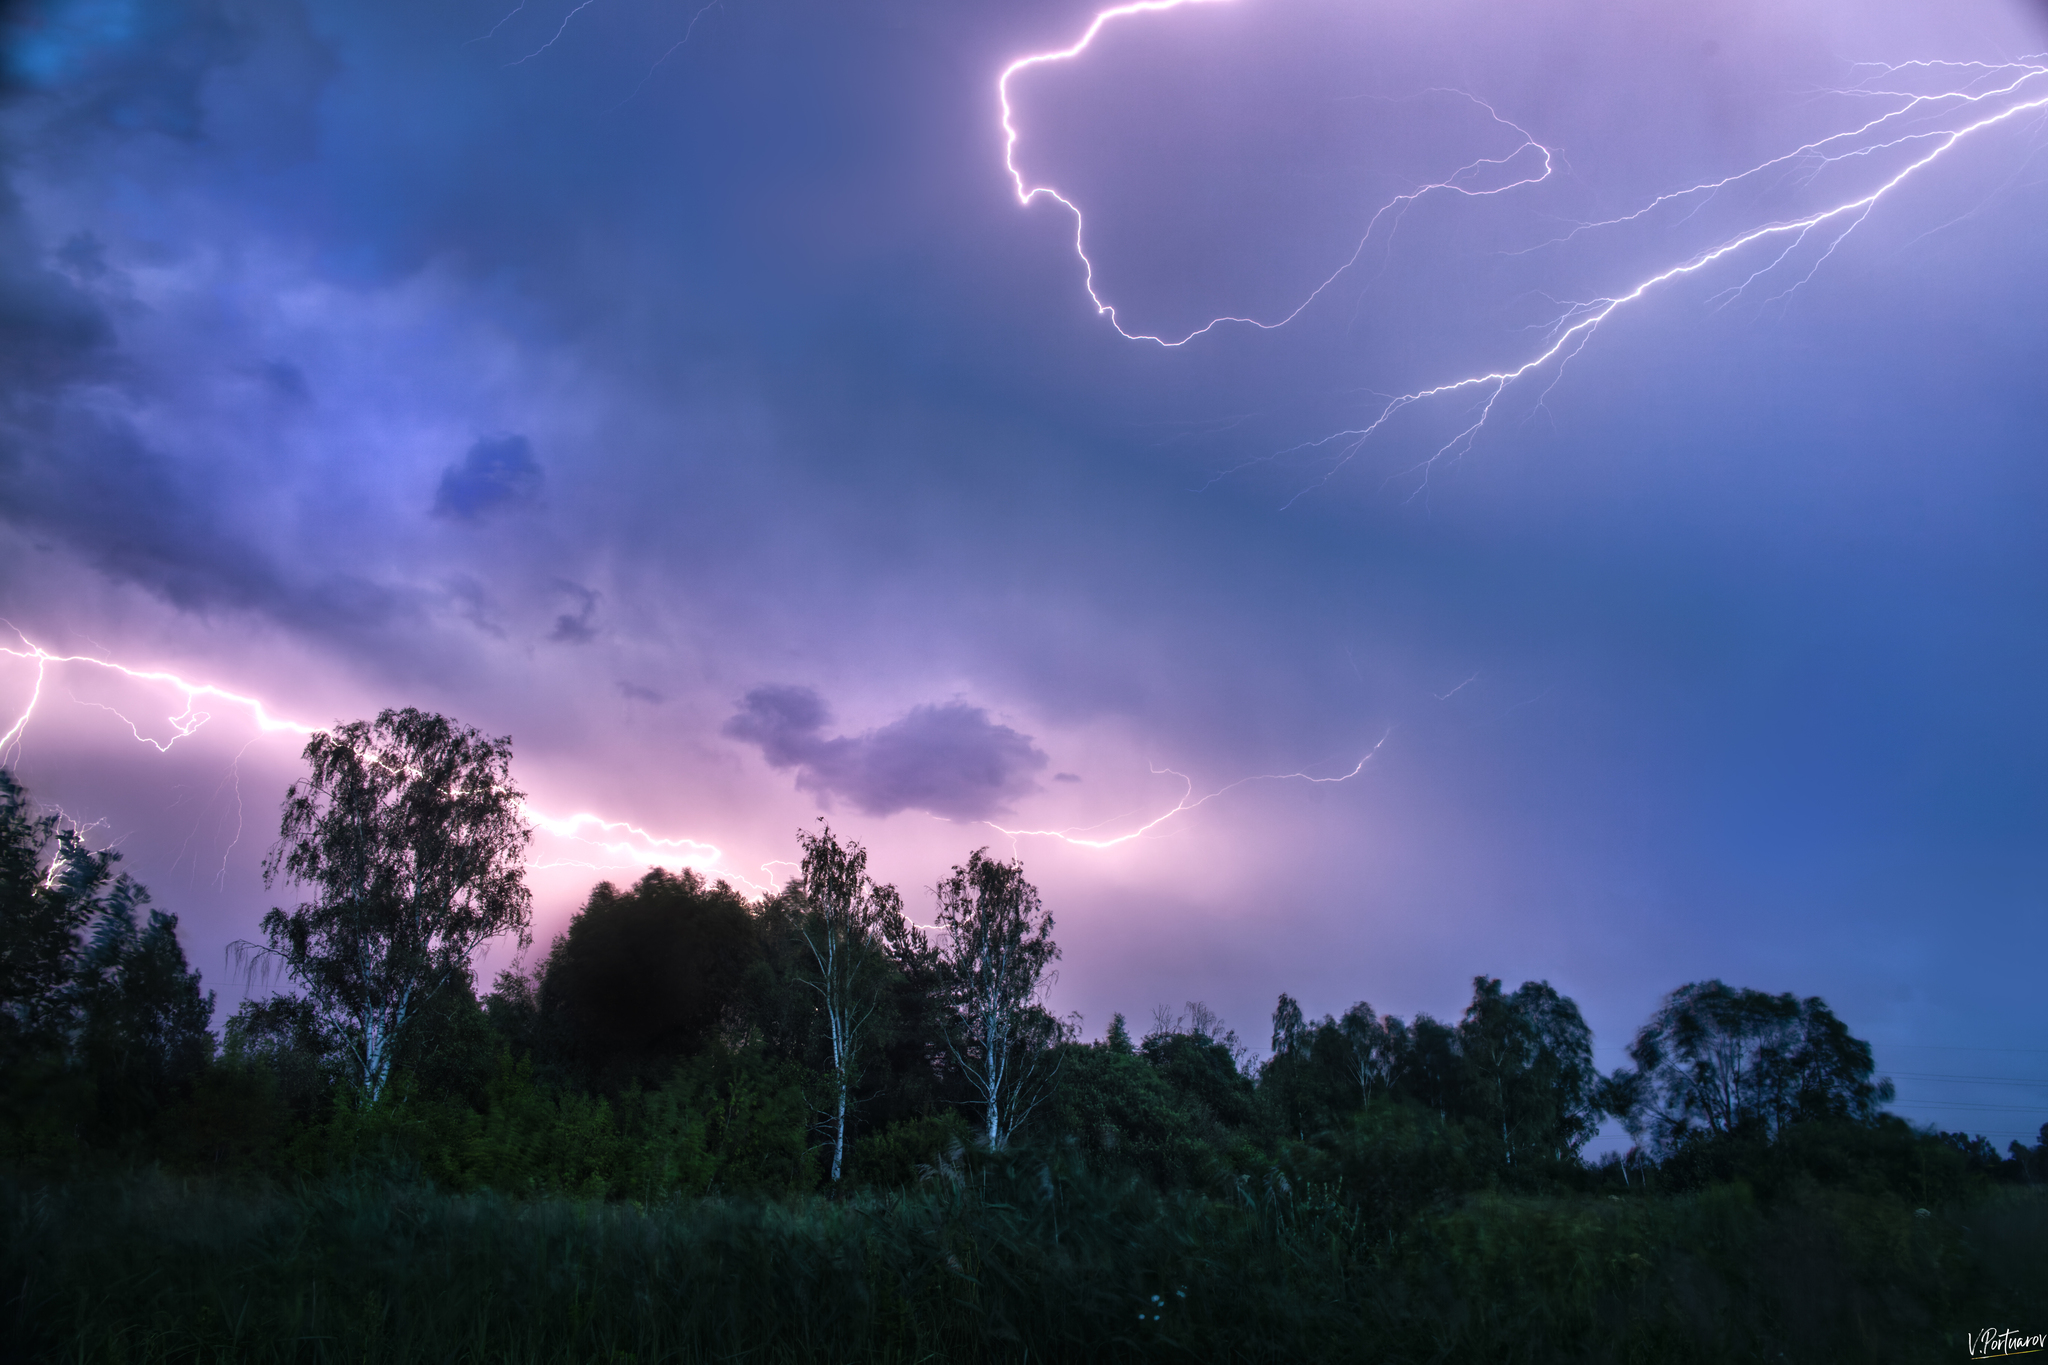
{"left": 5, "top": 1161, "right": 2042, "bottom": 1363}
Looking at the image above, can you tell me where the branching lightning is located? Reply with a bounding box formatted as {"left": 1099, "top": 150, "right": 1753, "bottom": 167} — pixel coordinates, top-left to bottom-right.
{"left": 988, "top": 730, "right": 1390, "bottom": 849}
{"left": 1303, "top": 57, "right": 2048, "bottom": 495}
{"left": 999, "top": 7, "right": 2048, "bottom": 483}
{"left": 505, "top": 0, "right": 600, "bottom": 67}
{"left": 4, "top": 625, "right": 1370, "bottom": 875}
{"left": 607, "top": 0, "right": 724, "bottom": 111}
{"left": 997, "top": 0, "right": 1554, "bottom": 347}
{"left": 1, "top": 629, "right": 727, "bottom": 879}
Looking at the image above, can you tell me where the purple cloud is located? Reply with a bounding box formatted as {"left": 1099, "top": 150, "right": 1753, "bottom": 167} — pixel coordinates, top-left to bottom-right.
{"left": 725, "top": 685, "right": 1047, "bottom": 820}
{"left": 432, "top": 435, "right": 544, "bottom": 523}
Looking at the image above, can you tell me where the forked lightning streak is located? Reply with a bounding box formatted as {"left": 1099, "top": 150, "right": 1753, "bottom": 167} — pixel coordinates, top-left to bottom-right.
{"left": 999, "top": 5, "right": 2048, "bottom": 482}
{"left": 987, "top": 732, "right": 1390, "bottom": 849}
{"left": 1, "top": 632, "right": 726, "bottom": 879}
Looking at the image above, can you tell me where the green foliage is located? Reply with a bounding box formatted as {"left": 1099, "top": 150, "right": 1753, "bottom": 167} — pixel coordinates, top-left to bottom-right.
{"left": 789, "top": 824, "right": 916, "bottom": 1181}
{"left": 1276, "top": 1096, "right": 1491, "bottom": 1229}
{"left": 272, "top": 1044, "right": 816, "bottom": 1201}
{"left": 1042, "top": 1007, "right": 1267, "bottom": 1193}
{"left": 1141, "top": 1024, "right": 1256, "bottom": 1131}
{"left": 672, "top": 1045, "right": 818, "bottom": 1196}
{"left": 2, "top": 1168, "right": 2040, "bottom": 1363}
{"left": 1456, "top": 976, "right": 1599, "bottom": 1164}
{"left": 851, "top": 1109, "right": 975, "bottom": 1187}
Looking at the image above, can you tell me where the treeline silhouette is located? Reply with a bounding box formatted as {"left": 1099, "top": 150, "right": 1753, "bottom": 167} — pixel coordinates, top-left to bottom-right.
{"left": 2, "top": 716, "right": 2044, "bottom": 1362}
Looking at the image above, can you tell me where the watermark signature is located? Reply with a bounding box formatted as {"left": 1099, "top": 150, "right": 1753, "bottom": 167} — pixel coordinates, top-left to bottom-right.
{"left": 1968, "top": 1328, "right": 2046, "bottom": 1359}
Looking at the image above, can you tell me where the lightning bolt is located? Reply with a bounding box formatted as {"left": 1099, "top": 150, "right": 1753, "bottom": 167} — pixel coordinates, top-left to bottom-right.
{"left": 468, "top": 1, "right": 528, "bottom": 46}
{"left": 1306, "top": 57, "right": 2048, "bottom": 495}
{"left": 4, "top": 625, "right": 1365, "bottom": 876}
{"left": 606, "top": 0, "right": 723, "bottom": 112}
{"left": 505, "top": 0, "right": 599, "bottom": 67}
{"left": 988, "top": 730, "right": 1390, "bottom": 849}
{"left": 1000, "top": 8, "right": 2048, "bottom": 482}
{"left": 0, "top": 629, "right": 728, "bottom": 878}
{"left": 998, "top": 0, "right": 1555, "bottom": 347}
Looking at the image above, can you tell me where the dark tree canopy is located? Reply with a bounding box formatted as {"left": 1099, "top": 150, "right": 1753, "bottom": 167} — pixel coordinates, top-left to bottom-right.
{"left": 1604, "top": 980, "right": 1896, "bottom": 1158}
{"left": 0, "top": 770, "right": 213, "bottom": 1137}
{"left": 1260, "top": 976, "right": 1597, "bottom": 1165}
{"left": 540, "top": 868, "right": 760, "bottom": 1083}
{"left": 72, "top": 889, "right": 215, "bottom": 1120}
{"left": 1457, "top": 976, "right": 1599, "bottom": 1164}
{"left": 0, "top": 771, "right": 95, "bottom": 1065}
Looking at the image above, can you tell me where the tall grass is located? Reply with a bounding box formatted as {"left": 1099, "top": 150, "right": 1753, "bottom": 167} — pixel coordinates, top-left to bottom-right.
{"left": 4, "top": 1160, "right": 2041, "bottom": 1362}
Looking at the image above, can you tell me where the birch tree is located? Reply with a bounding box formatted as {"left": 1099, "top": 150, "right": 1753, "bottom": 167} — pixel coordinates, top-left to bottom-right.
{"left": 248, "top": 709, "right": 532, "bottom": 1104}
{"left": 1337, "top": 1000, "right": 1392, "bottom": 1105}
{"left": 794, "top": 824, "right": 909, "bottom": 1182}
{"left": 934, "top": 849, "right": 1059, "bottom": 1150}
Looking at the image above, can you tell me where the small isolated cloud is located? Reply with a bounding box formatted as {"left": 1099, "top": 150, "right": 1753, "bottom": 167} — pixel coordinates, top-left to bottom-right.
{"left": 431, "top": 434, "right": 543, "bottom": 522}
{"left": 1054, "top": 772, "right": 1081, "bottom": 783}
{"left": 549, "top": 580, "right": 599, "bottom": 644}
{"left": 724, "top": 685, "right": 1048, "bottom": 820}
{"left": 617, "top": 681, "right": 664, "bottom": 704}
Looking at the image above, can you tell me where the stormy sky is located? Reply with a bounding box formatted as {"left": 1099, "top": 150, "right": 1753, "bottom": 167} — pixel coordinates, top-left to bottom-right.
{"left": 2, "top": 0, "right": 2044, "bottom": 1141}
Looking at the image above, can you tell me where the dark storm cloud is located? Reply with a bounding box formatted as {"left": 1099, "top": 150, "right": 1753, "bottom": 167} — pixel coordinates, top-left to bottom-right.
{"left": 725, "top": 685, "right": 1048, "bottom": 820}
{"left": 548, "top": 581, "right": 599, "bottom": 645}
{"left": 0, "top": 0, "right": 358, "bottom": 628}
{"left": 432, "top": 435, "right": 544, "bottom": 523}
{"left": 2, "top": 0, "right": 242, "bottom": 118}
{"left": 0, "top": 316, "right": 402, "bottom": 634}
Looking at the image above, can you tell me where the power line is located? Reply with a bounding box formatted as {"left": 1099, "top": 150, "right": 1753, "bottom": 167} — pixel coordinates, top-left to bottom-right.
{"left": 1878, "top": 1043, "right": 2048, "bottom": 1055}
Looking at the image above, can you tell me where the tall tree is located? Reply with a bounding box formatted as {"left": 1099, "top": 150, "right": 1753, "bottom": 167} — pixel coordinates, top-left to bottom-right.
{"left": 0, "top": 770, "right": 98, "bottom": 1067}
{"left": 793, "top": 824, "right": 911, "bottom": 1182}
{"left": 1, "top": 770, "right": 213, "bottom": 1124}
{"left": 1336, "top": 1001, "right": 1392, "bottom": 1106}
{"left": 1604, "top": 980, "right": 1894, "bottom": 1157}
{"left": 538, "top": 868, "right": 761, "bottom": 1086}
{"left": 1456, "top": 977, "right": 1598, "bottom": 1164}
{"left": 935, "top": 849, "right": 1059, "bottom": 1149}
{"left": 248, "top": 709, "right": 532, "bottom": 1104}
{"left": 71, "top": 883, "right": 215, "bottom": 1122}
{"left": 1262, "top": 995, "right": 1390, "bottom": 1139}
